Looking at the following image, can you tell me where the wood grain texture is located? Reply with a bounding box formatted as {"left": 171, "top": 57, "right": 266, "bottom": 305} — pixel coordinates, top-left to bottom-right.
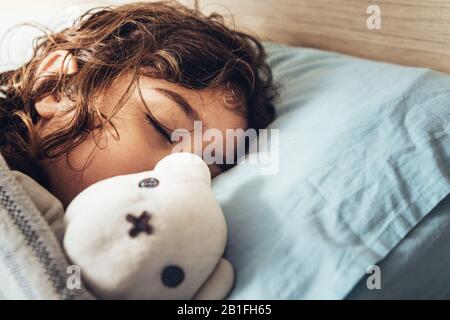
{"left": 190, "top": 0, "right": 450, "bottom": 73}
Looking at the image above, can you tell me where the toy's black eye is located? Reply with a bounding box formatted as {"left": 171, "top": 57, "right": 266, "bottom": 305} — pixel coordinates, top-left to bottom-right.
{"left": 161, "top": 265, "right": 185, "bottom": 288}
{"left": 139, "top": 177, "right": 159, "bottom": 188}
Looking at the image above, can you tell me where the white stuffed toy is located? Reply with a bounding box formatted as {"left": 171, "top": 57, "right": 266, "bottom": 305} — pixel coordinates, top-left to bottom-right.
{"left": 63, "top": 152, "right": 234, "bottom": 300}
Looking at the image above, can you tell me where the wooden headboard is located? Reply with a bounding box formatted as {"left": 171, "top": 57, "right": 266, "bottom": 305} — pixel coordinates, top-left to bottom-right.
{"left": 181, "top": 0, "right": 450, "bottom": 74}
{"left": 3, "top": 0, "right": 450, "bottom": 73}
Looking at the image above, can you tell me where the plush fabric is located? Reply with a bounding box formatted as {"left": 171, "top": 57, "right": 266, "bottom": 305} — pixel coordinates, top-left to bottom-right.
{"left": 212, "top": 42, "right": 450, "bottom": 299}
{"left": 63, "top": 153, "right": 233, "bottom": 300}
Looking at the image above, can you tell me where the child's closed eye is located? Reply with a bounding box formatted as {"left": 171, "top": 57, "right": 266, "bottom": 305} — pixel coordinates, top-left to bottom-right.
{"left": 145, "top": 113, "right": 173, "bottom": 144}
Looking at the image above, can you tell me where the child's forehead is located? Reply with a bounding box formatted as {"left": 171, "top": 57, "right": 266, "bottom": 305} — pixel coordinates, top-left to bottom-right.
{"left": 105, "top": 72, "right": 246, "bottom": 114}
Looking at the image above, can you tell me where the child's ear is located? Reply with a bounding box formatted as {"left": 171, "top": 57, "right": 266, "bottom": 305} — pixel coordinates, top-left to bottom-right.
{"left": 34, "top": 50, "right": 78, "bottom": 119}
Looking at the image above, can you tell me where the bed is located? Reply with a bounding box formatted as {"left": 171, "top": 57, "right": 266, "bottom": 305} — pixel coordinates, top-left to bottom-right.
{"left": 0, "top": 0, "right": 449, "bottom": 299}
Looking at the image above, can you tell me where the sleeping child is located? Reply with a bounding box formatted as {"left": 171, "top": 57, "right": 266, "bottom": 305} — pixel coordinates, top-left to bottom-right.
{"left": 0, "top": 0, "right": 278, "bottom": 208}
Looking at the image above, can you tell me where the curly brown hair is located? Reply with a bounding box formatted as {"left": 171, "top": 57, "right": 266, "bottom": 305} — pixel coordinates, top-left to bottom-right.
{"left": 0, "top": 1, "right": 277, "bottom": 187}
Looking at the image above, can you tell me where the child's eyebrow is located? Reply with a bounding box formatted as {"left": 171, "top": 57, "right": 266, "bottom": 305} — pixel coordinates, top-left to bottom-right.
{"left": 153, "top": 87, "right": 200, "bottom": 120}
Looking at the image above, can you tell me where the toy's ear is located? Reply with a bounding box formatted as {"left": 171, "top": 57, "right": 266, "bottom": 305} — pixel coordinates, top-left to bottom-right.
{"left": 154, "top": 152, "right": 211, "bottom": 184}
{"left": 193, "top": 258, "right": 234, "bottom": 300}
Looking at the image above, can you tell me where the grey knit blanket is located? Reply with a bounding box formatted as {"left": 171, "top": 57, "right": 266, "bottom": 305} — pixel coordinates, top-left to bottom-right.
{"left": 0, "top": 154, "right": 93, "bottom": 299}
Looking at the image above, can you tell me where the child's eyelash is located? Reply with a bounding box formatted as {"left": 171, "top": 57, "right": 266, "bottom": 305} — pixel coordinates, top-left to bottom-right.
{"left": 145, "top": 113, "right": 173, "bottom": 143}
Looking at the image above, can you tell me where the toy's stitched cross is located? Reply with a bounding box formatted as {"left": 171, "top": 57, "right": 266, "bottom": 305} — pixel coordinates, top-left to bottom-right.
{"left": 126, "top": 211, "right": 153, "bottom": 238}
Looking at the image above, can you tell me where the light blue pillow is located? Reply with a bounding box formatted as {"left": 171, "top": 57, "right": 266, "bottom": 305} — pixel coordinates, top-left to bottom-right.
{"left": 212, "top": 42, "right": 450, "bottom": 299}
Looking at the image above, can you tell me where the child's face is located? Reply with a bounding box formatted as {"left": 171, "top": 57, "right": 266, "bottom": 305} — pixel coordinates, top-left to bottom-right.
{"left": 38, "top": 73, "right": 247, "bottom": 208}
